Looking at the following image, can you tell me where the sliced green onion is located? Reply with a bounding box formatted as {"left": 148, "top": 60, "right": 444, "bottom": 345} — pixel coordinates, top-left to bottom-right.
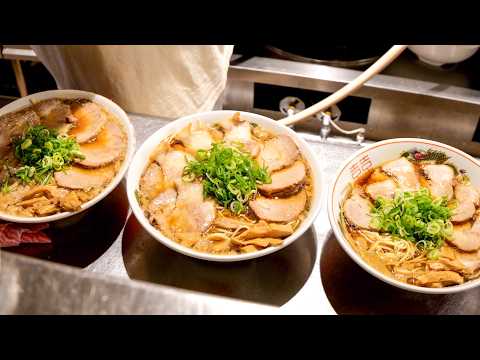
{"left": 230, "top": 200, "right": 243, "bottom": 213}
{"left": 427, "top": 249, "right": 440, "bottom": 260}
{"left": 12, "top": 125, "right": 84, "bottom": 184}
{"left": 183, "top": 142, "right": 271, "bottom": 214}
{"left": 371, "top": 187, "right": 453, "bottom": 253}
{"left": 21, "top": 138, "right": 32, "bottom": 150}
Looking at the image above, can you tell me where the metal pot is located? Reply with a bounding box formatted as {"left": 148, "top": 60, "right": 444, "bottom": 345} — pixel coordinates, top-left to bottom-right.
{"left": 266, "top": 45, "right": 392, "bottom": 68}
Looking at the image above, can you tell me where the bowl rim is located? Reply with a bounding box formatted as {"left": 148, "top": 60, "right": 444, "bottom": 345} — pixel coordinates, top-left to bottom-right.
{"left": 126, "top": 109, "right": 323, "bottom": 262}
{"left": 327, "top": 137, "right": 480, "bottom": 294}
{"left": 0, "top": 89, "right": 136, "bottom": 224}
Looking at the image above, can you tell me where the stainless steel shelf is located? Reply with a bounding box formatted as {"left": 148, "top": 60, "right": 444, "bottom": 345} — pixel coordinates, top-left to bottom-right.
{"left": 2, "top": 45, "right": 38, "bottom": 61}
{"left": 228, "top": 56, "right": 480, "bottom": 107}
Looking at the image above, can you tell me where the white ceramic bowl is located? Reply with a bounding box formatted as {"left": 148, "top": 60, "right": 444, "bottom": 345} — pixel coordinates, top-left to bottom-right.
{"left": 408, "top": 45, "right": 479, "bottom": 66}
{"left": 328, "top": 138, "right": 480, "bottom": 294}
{"left": 127, "top": 110, "right": 323, "bottom": 262}
{"left": 0, "top": 89, "right": 136, "bottom": 224}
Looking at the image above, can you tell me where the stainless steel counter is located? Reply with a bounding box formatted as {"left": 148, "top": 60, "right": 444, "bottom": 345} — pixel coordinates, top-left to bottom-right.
{"left": 3, "top": 112, "right": 480, "bottom": 314}
{"left": 66, "top": 113, "right": 480, "bottom": 315}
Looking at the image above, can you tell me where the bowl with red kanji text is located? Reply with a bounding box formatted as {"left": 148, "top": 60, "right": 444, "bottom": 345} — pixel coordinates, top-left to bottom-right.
{"left": 327, "top": 138, "right": 480, "bottom": 294}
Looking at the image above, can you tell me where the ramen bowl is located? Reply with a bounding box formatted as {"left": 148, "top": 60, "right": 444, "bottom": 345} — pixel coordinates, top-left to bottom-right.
{"left": 127, "top": 110, "right": 323, "bottom": 262}
{"left": 328, "top": 138, "right": 480, "bottom": 294}
{"left": 0, "top": 89, "right": 136, "bottom": 224}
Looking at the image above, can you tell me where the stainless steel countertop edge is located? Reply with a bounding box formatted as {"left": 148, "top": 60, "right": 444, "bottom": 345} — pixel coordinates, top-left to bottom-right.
{"left": 0, "top": 250, "right": 278, "bottom": 315}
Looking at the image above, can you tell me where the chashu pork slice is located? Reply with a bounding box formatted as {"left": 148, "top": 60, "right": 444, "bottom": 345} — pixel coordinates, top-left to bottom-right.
{"left": 456, "top": 249, "right": 480, "bottom": 274}
{"left": 343, "top": 194, "right": 376, "bottom": 230}
{"left": 449, "top": 215, "right": 480, "bottom": 252}
{"left": 450, "top": 231, "right": 480, "bottom": 252}
{"left": 76, "top": 120, "right": 126, "bottom": 168}
{"left": 165, "top": 182, "right": 216, "bottom": 238}
{"left": 148, "top": 187, "right": 178, "bottom": 240}
{"left": 422, "top": 164, "right": 455, "bottom": 200}
{"left": 258, "top": 160, "right": 306, "bottom": 197}
{"left": 140, "top": 163, "right": 166, "bottom": 200}
{"left": 219, "top": 113, "right": 261, "bottom": 157}
{"left": 451, "top": 183, "right": 480, "bottom": 223}
{"left": 175, "top": 126, "right": 213, "bottom": 153}
{"left": 33, "top": 99, "right": 77, "bottom": 134}
{"left": 249, "top": 189, "right": 307, "bottom": 223}
{"left": 0, "top": 109, "right": 40, "bottom": 157}
{"left": 148, "top": 188, "right": 178, "bottom": 225}
{"left": 54, "top": 165, "right": 115, "bottom": 190}
{"left": 365, "top": 179, "right": 397, "bottom": 201}
{"left": 154, "top": 150, "right": 193, "bottom": 187}
{"left": 68, "top": 102, "right": 107, "bottom": 144}
{"left": 451, "top": 202, "right": 476, "bottom": 224}
{"left": 257, "top": 135, "right": 299, "bottom": 173}
{"left": 381, "top": 157, "right": 420, "bottom": 191}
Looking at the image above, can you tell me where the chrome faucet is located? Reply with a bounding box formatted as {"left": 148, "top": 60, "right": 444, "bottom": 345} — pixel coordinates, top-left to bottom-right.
{"left": 316, "top": 105, "right": 365, "bottom": 144}
{"left": 279, "top": 96, "right": 365, "bottom": 144}
{"left": 279, "top": 97, "right": 305, "bottom": 128}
